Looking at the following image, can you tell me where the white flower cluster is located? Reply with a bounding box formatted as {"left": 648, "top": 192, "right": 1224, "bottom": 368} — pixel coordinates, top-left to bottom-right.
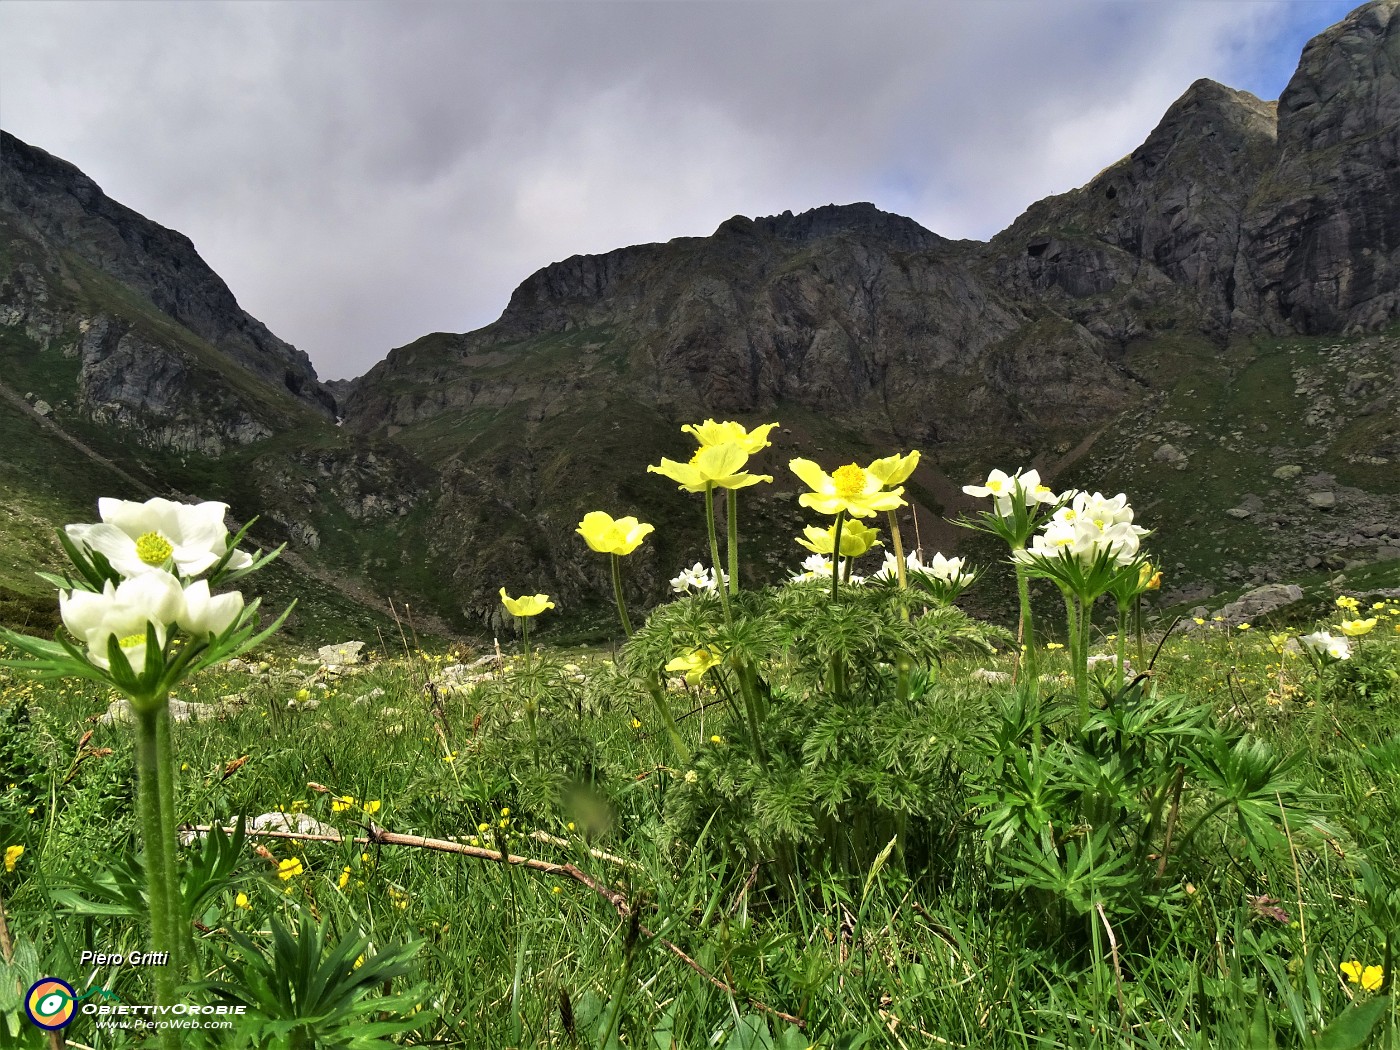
{"left": 1299, "top": 631, "right": 1351, "bottom": 661}
{"left": 61, "top": 498, "right": 249, "bottom": 670}
{"left": 962, "top": 468, "right": 1058, "bottom": 517}
{"left": 669, "top": 562, "right": 726, "bottom": 593}
{"left": 1017, "top": 491, "right": 1148, "bottom": 568}
{"left": 871, "top": 550, "right": 974, "bottom": 587}
{"left": 789, "top": 554, "right": 865, "bottom": 585}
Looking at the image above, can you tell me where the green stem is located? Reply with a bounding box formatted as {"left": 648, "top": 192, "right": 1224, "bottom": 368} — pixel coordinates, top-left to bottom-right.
{"left": 520, "top": 619, "right": 538, "bottom": 764}
{"left": 831, "top": 512, "right": 845, "bottom": 603}
{"left": 740, "top": 673, "right": 768, "bottom": 768}
{"left": 886, "top": 509, "right": 909, "bottom": 620}
{"left": 1062, "top": 588, "right": 1080, "bottom": 716}
{"left": 704, "top": 486, "right": 732, "bottom": 626}
{"left": 1134, "top": 595, "right": 1146, "bottom": 669}
{"left": 134, "top": 706, "right": 179, "bottom": 1041}
{"left": 1116, "top": 604, "right": 1129, "bottom": 693}
{"left": 1015, "top": 561, "right": 1038, "bottom": 682}
{"left": 610, "top": 554, "right": 634, "bottom": 638}
{"left": 644, "top": 673, "right": 691, "bottom": 765}
{"left": 152, "top": 702, "right": 187, "bottom": 979}
{"left": 726, "top": 488, "right": 740, "bottom": 595}
{"left": 1077, "top": 595, "right": 1094, "bottom": 724}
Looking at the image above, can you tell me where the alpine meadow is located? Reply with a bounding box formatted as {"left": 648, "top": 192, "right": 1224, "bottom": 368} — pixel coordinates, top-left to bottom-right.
{"left": 2, "top": 2, "right": 1400, "bottom": 1048}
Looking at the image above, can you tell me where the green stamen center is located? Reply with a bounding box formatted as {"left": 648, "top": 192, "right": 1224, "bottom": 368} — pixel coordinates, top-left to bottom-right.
{"left": 135, "top": 531, "right": 174, "bottom": 566}
{"left": 118, "top": 633, "right": 147, "bottom": 649}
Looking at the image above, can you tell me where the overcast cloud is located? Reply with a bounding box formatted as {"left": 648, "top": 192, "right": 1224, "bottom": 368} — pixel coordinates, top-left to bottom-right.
{"left": 0, "top": 0, "right": 1360, "bottom": 379}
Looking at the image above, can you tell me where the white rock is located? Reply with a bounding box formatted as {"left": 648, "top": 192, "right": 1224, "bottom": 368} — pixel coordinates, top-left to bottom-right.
{"left": 317, "top": 641, "right": 366, "bottom": 666}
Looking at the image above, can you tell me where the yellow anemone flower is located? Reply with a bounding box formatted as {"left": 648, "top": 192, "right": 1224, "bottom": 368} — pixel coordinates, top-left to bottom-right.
{"left": 680, "top": 419, "right": 778, "bottom": 454}
{"left": 1341, "top": 960, "right": 1384, "bottom": 992}
{"left": 795, "top": 519, "right": 882, "bottom": 558}
{"left": 1338, "top": 618, "right": 1376, "bottom": 637}
{"left": 866, "top": 450, "right": 920, "bottom": 488}
{"left": 4, "top": 845, "right": 23, "bottom": 872}
{"left": 648, "top": 441, "right": 773, "bottom": 493}
{"left": 665, "top": 648, "right": 723, "bottom": 686}
{"left": 331, "top": 795, "right": 356, "bottom": 813}
{"left": 500, "top": 588, "right": 555, "bottom": 617}
{"left": 789, "top": 459, "right": 905, "bottom": 518}
{"left": 577, "top": 511, "right": 654, "bottom": 556}
{"left": 235, "top": 891, "right": 250, "bottom": 909}
{"left": 1137, "top": 562, "right": 1162, "bottom": 590}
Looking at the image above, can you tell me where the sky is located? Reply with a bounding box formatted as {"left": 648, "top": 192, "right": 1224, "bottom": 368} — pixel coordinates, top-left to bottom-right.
{"left": 0, "top": 0, "right": 1362, "bottom": 380}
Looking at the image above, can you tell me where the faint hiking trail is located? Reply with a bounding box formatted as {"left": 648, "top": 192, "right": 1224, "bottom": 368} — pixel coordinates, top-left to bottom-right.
{"left": 0, "top": 375, "right": 451, "bottom": 637}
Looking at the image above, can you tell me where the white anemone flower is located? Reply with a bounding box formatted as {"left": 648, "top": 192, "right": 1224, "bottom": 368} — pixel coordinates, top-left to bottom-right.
{"left": 60, "top": 572, "right": 186, "bottom": 670}
{"left": 67, "top": 497, "right": 251, "bottom": 579}
{"left": 1300, "top": 631, "right": 1351, "bottom": 661}
{"left": 669, "top": 562, "right": 723, "bottom": 593}
{"left": 963, "top": 468, "right": 1059, "bottom": 517}
{"left": 790, "top": 553, "right": 835, "bottom": 581}
{"left": 179, "top": 580, "right": 245, "bottom": 637}
{"left": 926, "top": 552, "right": 976, "bottom": 586}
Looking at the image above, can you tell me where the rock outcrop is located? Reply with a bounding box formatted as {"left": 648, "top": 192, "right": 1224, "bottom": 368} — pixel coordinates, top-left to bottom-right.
{"left": 0, "top": 130, "right": 335, "bottom": 417}
{"left": 1244, "top": 0, "right": 1400, "bottom": 333}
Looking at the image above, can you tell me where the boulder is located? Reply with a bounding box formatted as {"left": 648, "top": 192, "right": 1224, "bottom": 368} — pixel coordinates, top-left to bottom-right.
{"left": 1212, "top": 583, "right": 1305, "bottom": 625}
{"left": 317, "top": 641, "right": 366, "bottom": 666}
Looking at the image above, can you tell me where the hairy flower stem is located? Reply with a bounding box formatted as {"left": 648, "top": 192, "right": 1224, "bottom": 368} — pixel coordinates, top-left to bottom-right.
{"left": 726, "top": 489, "right": 740, "bottom": 595}
{"left": 885, "top": 509, "right": 909, "bottom": 618}
{"left": 828, "top": 512, "right": 851, "bottom": 702}
{"left": 1115, "top": 606, "right": 1130, "bottom": 692}
{"left": 704, "top": 487, "right": 765, "bottom": 763}
{"left": 1134, "top": 596, "right": 1146, "bottom": 669}
{"left": 645, "top": 674, "right": 691, "bottom": 766}
{"left": 135, "top": 706, "right": 179, "bottom": 1043}
{"left": 830, "top": 513, "right": 845, "bottom": 603}
{"left": 609, "top": 554, "right": 633, "bottom": 638}
{"left": 1076, "top": 595, "right": 1094, "bottom": 723}
{"left": 1016, "top": 560, "right": 1043, "bottom": 745}
{"left": 1062, "top": 590, "right": 1085, "bottom": 720}
{"left": 886, "top": 510, "right": 913, "bottom": 699}
{"left": 519, "top": 619, "right": 539, "bottom": 764}
{"left": 1015, "top": 563, "right": 1037, "bottom": 680}
{"left": 152, "top": 702, "right": 188, "bottom": 978}
{"left": 704, "top": 486, "right": 732, "bottom": 626}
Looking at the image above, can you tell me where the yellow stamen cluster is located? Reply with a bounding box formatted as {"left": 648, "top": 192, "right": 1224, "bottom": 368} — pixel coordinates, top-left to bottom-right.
{"left": 832, "top": 464, "right": 867, "bottom": 499}
{"left": 135, "top": 531, "right": 174, "bottom": 566}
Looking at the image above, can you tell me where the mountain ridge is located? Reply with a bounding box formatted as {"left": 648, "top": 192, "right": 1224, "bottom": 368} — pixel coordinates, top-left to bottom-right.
{"left": 2, "top": 0, "right": 1398, "bottom": 635}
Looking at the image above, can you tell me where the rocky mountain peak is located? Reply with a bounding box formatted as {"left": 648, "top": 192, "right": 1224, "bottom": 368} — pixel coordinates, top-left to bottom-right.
{"left": 1278, "top": 0, "right": 1399, "bottom": 156}
{"left": 1247, "top": 0, "right": 1400, "bottom": 333}
{"left": 719, "top": 202, "right": 946, "bottom": 252}
{"left": 0, "top": 130, "right": 334, "bottom": 416}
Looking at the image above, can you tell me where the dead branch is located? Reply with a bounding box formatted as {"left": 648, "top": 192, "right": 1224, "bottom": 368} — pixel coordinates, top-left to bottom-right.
{"left": 189, "top": 821, "right": 803, "bottom": 1028}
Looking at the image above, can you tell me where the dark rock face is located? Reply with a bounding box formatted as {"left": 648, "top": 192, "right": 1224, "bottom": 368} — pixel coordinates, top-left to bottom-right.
{"left": 1245, "top": 0, "right": 1400, "bottom": 333}
{"left": 0, "top": 130, "right": 335, "bottom": 417}
{"left": 991, "top": 79, "right": 1278, "bottom": 338}
{"left": 349, "top": 202, "right": 1134, "bottom": 448}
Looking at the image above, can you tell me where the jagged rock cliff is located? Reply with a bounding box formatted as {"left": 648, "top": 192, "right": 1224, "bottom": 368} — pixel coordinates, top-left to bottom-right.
{"left": 0, "top": 129, "right": 336, "bottom": 445}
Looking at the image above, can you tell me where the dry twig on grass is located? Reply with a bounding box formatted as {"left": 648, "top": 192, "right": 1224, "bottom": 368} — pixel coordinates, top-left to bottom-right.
{"left": 189, "top": 820, "right": 804, "bottom": 1028}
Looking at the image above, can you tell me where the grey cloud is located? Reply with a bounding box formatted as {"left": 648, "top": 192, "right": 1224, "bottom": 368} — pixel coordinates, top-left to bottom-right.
{"left": 0, "top": 0, "right": 1360, "bottom": 379}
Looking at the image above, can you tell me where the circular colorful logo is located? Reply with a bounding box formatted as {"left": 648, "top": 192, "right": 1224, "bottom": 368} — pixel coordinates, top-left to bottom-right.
{"left": 25, "top": 978, "right": 77, "bottom": 1031}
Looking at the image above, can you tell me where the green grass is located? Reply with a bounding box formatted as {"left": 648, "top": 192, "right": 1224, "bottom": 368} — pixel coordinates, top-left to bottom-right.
{"left": 3, "top": 575, "right": 1397, "bottom": 1047}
